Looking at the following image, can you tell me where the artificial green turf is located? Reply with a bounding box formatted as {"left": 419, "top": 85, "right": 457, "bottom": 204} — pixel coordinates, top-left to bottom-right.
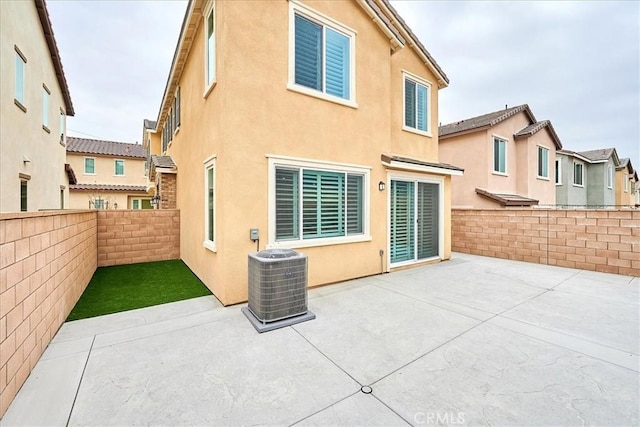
{"left": 66, "top": 260, "right": 212, "bottom": 321}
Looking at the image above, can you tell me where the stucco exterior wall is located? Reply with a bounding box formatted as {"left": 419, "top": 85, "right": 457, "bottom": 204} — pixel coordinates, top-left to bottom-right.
{"left": 586, "top": 161, "right": 616, "bottom": 206}
{"left": 525, "top": 129, "right": 556, "bottom": 206}
{"left": 556, "top": 154, "right": 587, "bottom": 206}
{"left": 162, "top": 0, "right": 451, "bottom": 305}
{"left": 615, "top": 169, "right": 635, "bottom": 207}
{"left": 0, "top": 1, "right": 70, "bottom": 213}
{"left": 0, "top": 211, "right": 97, "bottom": 416}
{"left": 439, "top": 132, "right": 488, "bottom": 208}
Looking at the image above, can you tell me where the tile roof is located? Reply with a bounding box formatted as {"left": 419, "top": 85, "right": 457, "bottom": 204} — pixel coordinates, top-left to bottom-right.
{"left": 34, "top": 0, "right": 74, "bottom": 116}
{"left": 513, "top": 120, "right": 563, "bottom": 149}
{"left": 69, "top": 184, "right": 148, "bottom": 192}
{"left": 151, "top": 155, "right": 176, "bottom": 169}
{"left": 66, "top": 136, "right": 146, "bottom": 158}
{"left": 578, "top": 148, "right": 620, "bottom": 166}
{"left": 143, "top": 119, "right": 157, "bottom": 130}
{"left": 616, "top": 157, "right": 633, "bottom": 172}
{"left": 64, "top": 163, "right": 77, "bottom": 185}
{"left": 439, "top": 105, "right": 536, "bottom": 138}
{"left": 382, "top": 154, "right": 464, "bottom": 172}
{"left": 475, "top": 188, "right": 539, "bottom": 207}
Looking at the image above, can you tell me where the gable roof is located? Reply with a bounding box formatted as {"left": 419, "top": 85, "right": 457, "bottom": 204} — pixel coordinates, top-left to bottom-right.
{"left": 439, "top": 104, "right": 536, "bottom": 138}
{"left": 513, "top": 120, "right": 562, "bottom": 149}
{"left": 154, "top": 0, "right": 449, "bottom": 132}
{"left": 143, "top": 119, "right": 157, "bottom": 130}
{"left": 616, "top": 157, "right": 633, "bottom": 172}
{"left": 34, "top": 0, "right": 74, "bottom": 116}
{"left": 66, "top": 136, "right": 146, "bottom": 158}
{"left": 577, "top": 148, "right": 619, "bottom": 166}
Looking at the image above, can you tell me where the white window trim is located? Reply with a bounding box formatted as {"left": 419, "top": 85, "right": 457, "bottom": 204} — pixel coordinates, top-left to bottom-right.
{"left": 42, "top": 84, "right": 50, "bottom": 131}
{"left": 114, "top": 159, "right": 125, "bottom": 177}
{"left": 386, "top": 170, "right": 445, "bottom": 270}
{"left": 572, "top": 161, "right": 584, "bottom": 188}
{"left": 203, "top": 1, "right": 216, "bottom": 98}
{"left": 203, "top": 156, "right": 217, "bottom": 252}
{"left": 607, "top": 165, "right": 613, "bottom": 189}
{"left": 15, "top": 47, "right": 26, "bottom": 108}
{"left": 401, "top": 70, "right": 432, "bottom": 137}
{"left": 492, "top": 135, "right": 508, "bottom": 175}
{"left": 555, "top": 158, "right": 562, "bottom": 185}
{"left": 536, "top": 145, "right": 550, "bottom": 180}
{"left": 84, "top": 157, "right": 96, "bottom": 175}
{"left": 287, "top": 0, "right": 357, "bottom": 108}
{"left": 267, "top": 154, "right": 371, "bottom": 249}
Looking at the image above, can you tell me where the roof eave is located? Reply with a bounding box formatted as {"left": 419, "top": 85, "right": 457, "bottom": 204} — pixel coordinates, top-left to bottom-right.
{"left": 34, "top": 0, "right": 74, "bottom": 116}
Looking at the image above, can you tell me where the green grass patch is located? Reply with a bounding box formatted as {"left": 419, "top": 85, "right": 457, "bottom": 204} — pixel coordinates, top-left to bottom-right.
{"left": 67, "top": 260, "right": 212, "bottom": 321}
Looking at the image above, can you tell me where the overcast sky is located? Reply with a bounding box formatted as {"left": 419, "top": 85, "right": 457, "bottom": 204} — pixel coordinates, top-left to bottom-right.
{"left": 47, "top": 0, "right": 639, "bottom": 167}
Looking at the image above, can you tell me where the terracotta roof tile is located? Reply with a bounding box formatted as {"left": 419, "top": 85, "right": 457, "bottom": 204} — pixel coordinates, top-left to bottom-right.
{"left": 439, "top": 104, "right": 535, "bottom": 137}
{"left": 143, "top": 119, "right": 157, "bottom": 130}
{"left": 151, "top": 155, "right": 176, "bottom": 169}
{"left": 577, "top": 148, "right": 616, "bottom": 162}
{"left": 69, "top": 184, "right": 148, "bottom": 192}
{"left": 514, "top": 120, "right": 562, "bottom": 149}
{"left": 382, "top": 154, "right": 464, "bottom": 172}
{"left": 67, "top": 136, "right": 146, "bottom": 158}
{"left": 475, "top": 188, "right": 539, "bottom": 206}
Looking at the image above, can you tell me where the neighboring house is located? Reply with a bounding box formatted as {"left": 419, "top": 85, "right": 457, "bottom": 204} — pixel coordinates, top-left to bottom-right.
{"left": 65, "top": 137, "right": 151, "bottom": 209}
{"left": 0, "top": 0, "right": 74, "bottom": 212}
{"left": 555, "top": 147, "right": 620, "bottom": 207}
{"left": 438, "top": 104, "right": 562, "bottom": 208}
{"left": 145, "top": 0, "right": 463, "bottom": 305}
{"left": 615, "top": 158, "right": 637, "bottom": 208}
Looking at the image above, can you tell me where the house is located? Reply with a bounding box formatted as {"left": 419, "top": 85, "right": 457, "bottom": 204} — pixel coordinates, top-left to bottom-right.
{"left": 145, "top": 0, "right": 463, "bottom": 305}
{"left": 438, "top": 105, "right": 562, "bottom": 208}
{"left": 65, "top": 137, "right": 151, "bottom": 209}
{"left": 615, "top": 157, "right": 637, "bottom": 208}
{"left": 0, "top": 0, "right": 74, "bottom": 212}
{"left": 555, "top": 148, "right": 620, "bottom": 208}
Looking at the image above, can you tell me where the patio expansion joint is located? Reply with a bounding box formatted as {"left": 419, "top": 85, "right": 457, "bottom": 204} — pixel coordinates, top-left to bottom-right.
{"left": 65, "top": 335, "right": 95, "bottom": 427}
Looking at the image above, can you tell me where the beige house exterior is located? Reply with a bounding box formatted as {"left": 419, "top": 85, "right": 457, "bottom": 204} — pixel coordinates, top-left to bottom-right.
{"left": 146, "top": 0, "right": 463, "bottom": 305}
{"left": 615, "top": 158, "right": 638, "bottom": 208}
{"left": 0, "top": 0, "right": 74, "bottom": 212}
{"left": 66, "top": 137, "right": 150, "bottom": 210}
{"left": 439, "top": 105, "right": 562, "bottom": 208}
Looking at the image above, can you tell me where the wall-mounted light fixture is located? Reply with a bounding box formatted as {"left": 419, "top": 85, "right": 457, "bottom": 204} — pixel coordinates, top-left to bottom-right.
{"left": 23, "top": 156, "right": 30, "bottom": 164}
{"left": 378, "top": 181, "right": 386, "bottom": 191}
{"left": 150, "top": 194, "right": 161, "bottom": 207}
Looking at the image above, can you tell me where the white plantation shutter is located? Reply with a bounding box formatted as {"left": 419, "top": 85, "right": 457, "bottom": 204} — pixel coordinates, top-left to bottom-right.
{"left": 390, "top": 180, "right": 414, "bottom": 263}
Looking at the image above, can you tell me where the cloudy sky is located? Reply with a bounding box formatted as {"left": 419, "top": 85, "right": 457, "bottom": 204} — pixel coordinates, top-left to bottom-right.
{"left": 47, "top": 0, "right": 639, "bottom": 166}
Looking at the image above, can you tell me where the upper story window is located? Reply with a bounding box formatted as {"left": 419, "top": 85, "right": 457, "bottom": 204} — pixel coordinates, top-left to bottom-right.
{"left": 42, "top": 84, "right": 50, "bottom": 132}
{"left": 289, "top": 1, "right": 356, "bottom": 106}
{"left": 15, "top": 47, "right": 26, "bottom": 110}
{"left": 115, "top": 160, "right": 125, "bottom": 176}
{"left": 624, "top": 174, "right": 629, "bottom": 192}
{"left": 555, "top": 158, "right": 562, "bottom": 185}
{"left": 573, "top": 161, "right": 584, "bottom": 187}
{"left": 204, "top": 3, "right": 216, "bottom": 91}
{"left": 493, "top": 137, "right": 507, "bottom": 174}
{"left": 403, "top": 72, "right": 430, "bottom": 134}
{"left": 204, "top": 157, "right": 216, "bottom": 251}
{"left": 537, "top": 146, "right": 549, "bottom": 179}
{"left": 20, "top": 180, "right": 28, "bottom": 212}
{"left": 607, "top": 165, "right": 613, "bottom": 189}
{"left": 174, "top": 87, "right": 181, "bottom": 130}
{"left": 84, "top": 157, "right": 95, "bottom": 174}
{"left": 59, "top": 110, "right": 66, "bottom": 142}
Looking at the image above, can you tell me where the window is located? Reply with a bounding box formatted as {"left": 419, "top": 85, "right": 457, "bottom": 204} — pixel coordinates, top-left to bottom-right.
{"left": 20, "top": 180, "right": 27, "bottom": 212}
{"left": 624, "top": 174, "right": 629, "bottom": 192}
{"left": 115, "top": 160, "right": 125, "bottom": 176}
{"left": 275, "top": 167, "right": 364, "bottom": 242}
{"left": 84, "top": 157, "right": 95, "bottom": 174}
{"left": 132, "top": 199, "right": 140, "bottom": 209}
{"left": 289, "top": 2, "right": 355, "bottom": 104}
{"left": 404, "top": 73, "right": 430, "bottom": 133}
{"left": 15, "top": 48, "right": 26, "bottom": 108}
{"left": 42, "top": 85, "right": 50, "bottom": 131}
{"left": 93, "top": 198, "right": 104, "bottom": 209}
{"left": 573, "top": 162, "right": 584, "bottom": 186}
{"left": 555, "top": 159, "right": 562, "bottom": 185}
{"left": 493, "top": 137, "right": 507, "bottom": 174}
{"left": 537, "top": 146, "right": 549, "bottom": 178}
{"left": 60, "top": 188, "right": 64, "bottom": 209}
{"left": 204, "top": 159, "right": 216, "bottom": 250}
{"left": 607, "top": 165, "right": 613, "bottom": 189}
{"left": 175, "top": 87, "right": 181, "bottom": 128}
{"left": 205, "top": 5, "right": 215, "bottom": 88}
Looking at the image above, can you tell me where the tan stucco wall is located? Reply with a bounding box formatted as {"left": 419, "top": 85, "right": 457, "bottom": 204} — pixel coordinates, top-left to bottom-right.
{"left": 440, "top": 112, "right": 557, "bottom": 208}
{"left": 162, "top": 0, "right": 450, "bottom": 305}
{"left": 0, "top": 1, "right": 70, "bottom": 213}
{"left": 615, "top": 169, "right": 635, "bottom": 207}
{"left": 66, "top": 153, "right": 148, "bottom": 209}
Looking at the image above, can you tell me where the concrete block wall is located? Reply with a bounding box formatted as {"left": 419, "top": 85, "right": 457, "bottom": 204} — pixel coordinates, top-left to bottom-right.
{"left": 452, "top": 209, "right": 640, "bottom": 276}
{"left": 0, "top": 211, "right": 97, "bottom": 415}
{"left": 97, "top": 209, "right": 180, "bottom": 266}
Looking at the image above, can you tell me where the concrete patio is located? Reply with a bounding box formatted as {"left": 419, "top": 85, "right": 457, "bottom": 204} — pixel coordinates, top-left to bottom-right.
{"left": 2, "top": 253, "right": 638, "bottom": 426}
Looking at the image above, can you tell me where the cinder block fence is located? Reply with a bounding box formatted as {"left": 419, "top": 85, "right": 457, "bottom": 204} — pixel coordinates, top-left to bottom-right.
{"left": 452, "top": 209, "right": 640, "bottom": 276}
{"left": 0, "top": 209, "right": 180, "bottom": 416}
